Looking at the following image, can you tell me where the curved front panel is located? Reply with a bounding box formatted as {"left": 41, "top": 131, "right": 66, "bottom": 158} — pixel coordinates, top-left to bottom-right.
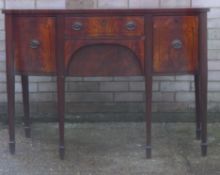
{"left": 64, "top": 40, "right": 145, "bottom": 76}
{"left": 66, "top": 44, "right": 143, "bottom": 76}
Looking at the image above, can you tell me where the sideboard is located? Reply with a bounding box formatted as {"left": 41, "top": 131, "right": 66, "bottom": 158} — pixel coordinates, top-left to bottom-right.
{"left": 2, "top": 8, "right": 209, "bottom": 159}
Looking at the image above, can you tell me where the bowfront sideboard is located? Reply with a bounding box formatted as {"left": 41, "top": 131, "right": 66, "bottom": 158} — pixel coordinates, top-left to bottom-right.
{"left": 3, "top": 8, "right": 209, "bottom": 159}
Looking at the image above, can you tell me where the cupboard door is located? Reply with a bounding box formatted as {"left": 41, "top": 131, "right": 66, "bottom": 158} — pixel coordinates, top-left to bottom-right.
{"left": 14, "top": 17, "right": 56, "bottom": 74}
{"left": 153, "top": 16, "right": 198, "bottom": 73}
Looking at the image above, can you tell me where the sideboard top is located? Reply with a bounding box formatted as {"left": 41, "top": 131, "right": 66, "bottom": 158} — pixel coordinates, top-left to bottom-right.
{"left": 2, "top": 8, "right": 209, "bottom": 15}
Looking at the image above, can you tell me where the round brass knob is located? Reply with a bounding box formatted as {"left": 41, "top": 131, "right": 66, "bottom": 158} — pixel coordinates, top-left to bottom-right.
{"left": 171, "top": 39, "right": 183, "bottom": 49}
{"left": 30, "top": 39, "right": 40, "bottom": 49}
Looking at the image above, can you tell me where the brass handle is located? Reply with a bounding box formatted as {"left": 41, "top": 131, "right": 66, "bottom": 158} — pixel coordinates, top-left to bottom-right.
{"left": 126, "top": 21, "right": 136, "bottom": 31}
{"left": 172, "top": 39, "right": 183, "bottom": 49}
{"left": 30, "top": 40, "right": 40, "bottom": 49}
{"left": 72, "top": 22, "right": 83, "bottom": 31}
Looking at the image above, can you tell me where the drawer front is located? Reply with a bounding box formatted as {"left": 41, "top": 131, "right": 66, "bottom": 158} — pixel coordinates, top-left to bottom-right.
{"left": 65, "top": 16, "right": 144, "bottom": 37}
{"left": 153, "top": 16, "right": 198, "bottom": 73}
{"left": 14, "top": 17, "right": 56, "bottom": 74}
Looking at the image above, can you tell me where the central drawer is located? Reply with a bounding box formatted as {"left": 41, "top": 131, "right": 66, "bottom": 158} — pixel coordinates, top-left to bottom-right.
{"left": 65, "top": 16, "right": 144, "bottom": 37}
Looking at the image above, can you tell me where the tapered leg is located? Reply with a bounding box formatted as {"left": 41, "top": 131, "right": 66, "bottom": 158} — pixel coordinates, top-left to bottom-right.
{"left": 6, "top": 15, "right": 15, "bottom": 154}
{"left": 200, "top": 75, "right": 207, "bottom": 156}
{"left": 200, "top": 70, "right": 208, "bottom": 156}
{"left": 145, "top": 76, "right": 152, "bottom": 159}
{"left": 199, "top": 12, "right": 208, "bottom": 157}
{"left": 55, "top": 15, "right": 65, "bottom": 159}
{"left": 7, "top": 66, "right": 15, "bottom": 154}
{"left": 57, "top": 76, "right": 65, "bottom": 160}
{"left": 21, "top": 75, "right": 31, "bottom": 138}
{"left": 145, "top": 14, "right": 153, "bottom": 159}
{"left": 194, "top": 74, "right": 201, "bottom": 140}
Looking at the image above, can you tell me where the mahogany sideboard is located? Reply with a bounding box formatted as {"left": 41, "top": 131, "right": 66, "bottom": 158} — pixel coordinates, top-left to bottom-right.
{"left": 2, "top": 8, "right": 209, "bottom": 159}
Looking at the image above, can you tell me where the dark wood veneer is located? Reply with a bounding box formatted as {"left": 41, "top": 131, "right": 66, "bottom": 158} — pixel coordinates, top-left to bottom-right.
{"left": 3, "top": 8, "right": 209, "bottom": 159}
{"left": 65, "top": 16, "right": 144, "bottom": 37}
{"left": 14, "top": 16, "right": 56, "bottom": 73}
{"left": 153, "top": 16, "right": 198, "bottom": 73}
